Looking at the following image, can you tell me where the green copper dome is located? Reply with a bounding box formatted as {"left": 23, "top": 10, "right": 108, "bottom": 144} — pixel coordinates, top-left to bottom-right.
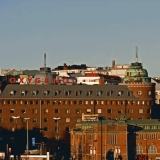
{"left": 123, "top": 62, "right": 151, "bottom": 84}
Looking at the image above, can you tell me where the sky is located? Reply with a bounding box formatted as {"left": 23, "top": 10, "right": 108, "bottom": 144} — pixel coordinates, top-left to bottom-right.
{"left": 0, "top": 0, "right": 160, "bottom": 77}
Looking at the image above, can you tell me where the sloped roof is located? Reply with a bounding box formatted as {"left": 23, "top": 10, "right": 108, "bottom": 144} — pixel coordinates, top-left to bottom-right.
{"left": 0, "top": 84, "right": 137, "bottom": 99}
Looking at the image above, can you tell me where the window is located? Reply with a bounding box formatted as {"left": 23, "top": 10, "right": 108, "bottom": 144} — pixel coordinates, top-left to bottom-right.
{"left": 85, "top": 101, "right": 88, "bottom": 105}
{"left": 66, "top": 109, "right": 70, "bottom": 114}
{"left": 148, "top": 91, "right": 151, "bottom": 95}
{"left": 32, "top": 109, "right": 37, "bottom": 114}
{"left": 87, "top": 109, "right": 91, "bottom": 113}
{"left": 108, "top": 134, "right": 117, "bottom": 144}
{"left": 128, "top": 109, "right": 133, "bottom": 113}
{"left": 101, "top": 101, "right": 104, "bottom": 105}
{"left": 142, "top": 101, "right": 145, "bottom": 105}
{"left": 44, "top": 109, "right": 48, "bottom": 113}
{"left": 55, "top": 109, "right": 59, "bottom": 113}
{"left": 74, "top": 101, "right": 77, "bottom": 105}
{"left": 66, "top": 127, "right": 70, "bottom": 131}
{"left": 77, "top": 118, "right": 81, "bottom": 122}
{"left": 44, "top": 127, "right": 48, "bottom": 131}
{"left": 131, "top": 101, "right": 135, "bottom": 105}
{"left": 55, "top": 90, "right": 60, "bottom": 96}
{"left": 147, "top": 109, "right": 151, "bottom": 114}
{"left": 76, "top": 91, "right": 81, "bottom": 96}
{"left": 139, "top": 109, "right": 143, "bottom": 114}
{"left": 127, "top": 92, "right": 132, "bottom": 96}
{"left": 21, "top": 109, "right": 26, "bottom": 114}
{"left": 0, "top": 109, "right": 3, "bottom": 113}
{"left": 32, "top": 118, "right": 37, "bottom": 123}
{"left": 10, "top": 109, "right": 14, "bottom": 113}
{"left": 116, "top": 101, "right": 119, "bottom": 105}
{"left": 97, "top": 109, "right": 102, "bottom": 114}
{"left": 10, "top": 127, "right": 15, "bottom": 132}
{"left": 30, "top": 101, "right": 34, "bottom": 105}
{"left": 107, "top": 109, "right": 112, "bottom": 113}
{"left": 10, "top": 90, "right": 15, "bottom": 95}
{"left": 118, "top": 109, "right": 123, "bottom": 114}
{"left": 107, "top": 91, "right": 112, "bottom": 96}
{"left": 137, "top": 101, "right": 140, "bottom": 105}
{"left": 24, "top": 101, "right": 28, "bottom": 104}
{"left": 44, "top": 91, "right": 49, "bottom": 95}
{"left": 44, "top": 118, "right": 48, "bottom": 122}
{"left": 65, "top": 90, "right": 71, "bottom": 96}
{"left": 47, "top": 101, "right": 50, "bottom": 105}
{"left": 10, "top": 118, "right": 14, "bottom": 122}
{"left": 137, "top": 91, "right": 142, "bottom": 95}
{"left": 86, "top": 91, "right": 92, "bottom": 96}
{"left": 76, "top": 109, "right": 80, "bottom": 114}
{"left": 7, "top": 101, "right": 11, "bottom": 105}
{"left": 21, "top": 90, "right": 26, "bottom": 96}
{"left": 32, "top": 91, "right": 37, "bottom": 96}
{"left": 97, "top": 91, "right": 102, "bottom": 96}
{"left": 66, "top": 118, "right": 70, "bottom": 122}
{"left": 136, "top": 145, "right": 143, "bottom": 155}
{"left": 117, "top": 91, "right": 123, "bottom": 96}
{"left": 2, "top": 101, "right": 5, "bottom": 105}
{"left": 58, "top": 101, "right": 62, "bottom": 105}
{"left": 148, "top": 145, "right": 156, "bottom": 153}
{"left": 0, "top": 118, "right": 3, "bottom": 123}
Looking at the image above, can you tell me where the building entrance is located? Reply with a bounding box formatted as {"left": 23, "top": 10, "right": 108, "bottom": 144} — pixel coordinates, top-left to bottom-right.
{"left": 106, "top": 149, "right": 114, "bottom": 160}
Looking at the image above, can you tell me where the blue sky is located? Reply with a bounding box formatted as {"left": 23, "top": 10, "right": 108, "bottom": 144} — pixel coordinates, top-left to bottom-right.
{"left": 0, "top": 0, "right": 160, "bottom": 77}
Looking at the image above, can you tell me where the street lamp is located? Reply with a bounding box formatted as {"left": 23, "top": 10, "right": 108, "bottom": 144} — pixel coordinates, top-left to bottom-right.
{"left": 53, "top": 117, "right": 61, "bottom": 159}
{"left": 12, "top": 116, "right": 21, "bottom": 130}
{"left": 98, "top": 116, "right": 106, "bottom": 160}
{"left": 53, "top": 117, "right": 61, "bottom": 140}
{"left": 24, "top": 118, "right": 30, "bottom": 155}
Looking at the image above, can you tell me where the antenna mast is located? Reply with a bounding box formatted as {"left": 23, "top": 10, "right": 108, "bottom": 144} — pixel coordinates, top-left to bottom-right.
{"left": 44, "top": 53, "right": 46, "bottom": 67}
{"left": 135, "top": 46, "right": 138, "bottom": 63}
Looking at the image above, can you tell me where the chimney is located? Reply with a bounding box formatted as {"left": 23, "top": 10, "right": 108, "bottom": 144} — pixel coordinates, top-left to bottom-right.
{"left": 99, "top": 77, "right": 104, "bottom": 85}
{"left": 63, "top": 63, "right": 68, "bottom": 70}
{"left": 112, "top": 60, "right": 115, "bottom": 68}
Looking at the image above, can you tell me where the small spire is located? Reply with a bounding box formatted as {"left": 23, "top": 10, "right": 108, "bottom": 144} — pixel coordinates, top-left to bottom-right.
{"left": 44, "top": 53, "right": 46, "bottom": 67}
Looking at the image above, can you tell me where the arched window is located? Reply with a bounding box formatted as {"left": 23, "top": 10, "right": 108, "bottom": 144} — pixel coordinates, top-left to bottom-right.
{"left": 148, "top": 145, "right": 156, "bottom": 153}
{"left": 136, "top": 145, "right": 143, "bottom": 155}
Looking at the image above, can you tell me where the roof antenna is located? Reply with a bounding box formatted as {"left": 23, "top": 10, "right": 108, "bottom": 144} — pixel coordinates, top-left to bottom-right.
{"left": 135, "top": 46, "right": 138, "bottom": 63}
{"left": 44, "top": 53, "right": 46, "bottom": 67}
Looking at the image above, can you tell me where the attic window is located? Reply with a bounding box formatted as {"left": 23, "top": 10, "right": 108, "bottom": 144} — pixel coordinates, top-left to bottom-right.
{"left": 117, "top": 91, "right": 123, "bottom": 96}
{"left": 44, "top": 91, "right": 49, "bottom": 96}
{"left": 107, "top": 91, "right": 112, "bottom": 96}
{"left": 76, "top": 90, "right": 81, "bottom": 96}
{"left": 32, "top": 91, "right": 37, "bottom": 96}
{"left": 86, "top": 91, "right": 92, "bottom": 96}
{"left": 127, "top": 92, "right": 132, "bottom": 96}
{"left": 65, "top": 90, "right": 71, "bottom": 96}
{"left": 21, "top": 90, "right": 26, "bottom": 96}
{"left": 55, "top": 91, "right": 60, "bottom": 96}
{"left": 97, "top": 91, "right": 102, "bottom": 96}
{"left": 10, "top": 90, "right": 15, "bottom": 95}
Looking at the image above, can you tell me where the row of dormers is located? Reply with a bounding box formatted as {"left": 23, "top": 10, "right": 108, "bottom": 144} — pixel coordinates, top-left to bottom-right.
{"left": 9, "top": 90, "right": 133, "bottom": 96}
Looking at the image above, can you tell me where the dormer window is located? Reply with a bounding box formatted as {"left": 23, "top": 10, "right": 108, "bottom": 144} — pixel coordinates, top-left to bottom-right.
{"left": 117, "top": 91, "right": 123, "bottom": 96}
{"left": 32, "top": 90, "right": 38, "bottom": 96}
{"left": 44, "top": 91, "right": 49, "bottom": 96}
{"left": 55, "top": 90, "right": 60, "bottom": 96}
{"left": 21, "top": 90, "right": 26, "bottom": 96}
{"left": 10, "top": 90, "right": 15, "bottom": 95}
{"left": 97, "top": 91, "right": 102, "bottom": 96}
{"left": 86, "top": 91, "right": 92, "bottom": 96}
{"left": 127, "top": 92, "right": 132, "bottom": 96}
{"left": 65, "top": 90, "right": 71, "bottom": 96}
{"left": 76, "top": 90, "right": 81, "bottom": 96}
{"left": 107, "top": 91, "right": 112, "bottom": 96}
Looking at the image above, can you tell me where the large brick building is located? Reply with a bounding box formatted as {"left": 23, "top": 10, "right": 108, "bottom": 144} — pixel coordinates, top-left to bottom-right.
{"left": 70, "top": 116, "right": 160, "bottom": 160}
{"left": 0, "top": 59, "right": 156, "bottom": 159}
